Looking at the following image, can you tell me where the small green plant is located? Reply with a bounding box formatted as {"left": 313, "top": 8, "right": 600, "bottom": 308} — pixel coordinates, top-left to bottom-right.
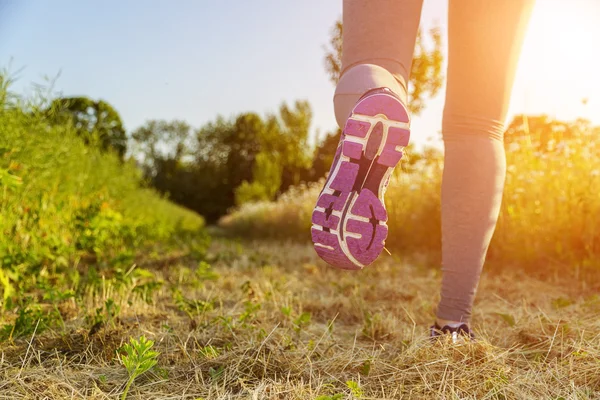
{"left": 196, "top": 261, "right": 219, "bottom": 281}
{"left": 130, "top": 268, "right": 163, "bottom": 303}
{"left": 208, "top": 365, "right": 225, "bottom": 381}
{"left": 216, "top": 315, "right": 234, "bottom": 330}
{"left": 361, "top": 311, "right": 391, "bottom": 340}
{"left": 41, "top": 287, "right": 75, "bottom": 329}
{"left": 326, "top": 318, "right": 335, "bottom": 334}
{"left": 104, "top": 298, "right": 121, "bottom": 326}
{"left": 360, "top": 359, "right": 371, "bottom": 376}
{"left": 552, "top": 297, "right": 574, "bottom": 309}
{"left": 293, "top": 311, "right": 311, "bottom": 334}
{"left": 494, "top": 312, "right": 516, "bottom": 327}
{"left": 238, "top": 300, "right": 261, "bottom": 324}
{"left": 346, "top": 380, "right": 363, "bottom": 398}
{"left": 86, "top": 297, "right": 121, "bottom": 330}
{"left": 199, "top": 345, "right": 220, "bottom": 359}
{"left": 0, "top": 304, "right": 47, "bottom": 341}
{"left": 281, "top": 305, "right": 292, "bottom": 317}
{"left": 172, "top": 288, "right": 213, "bottom": 318}
{"left": 117, "top": 336, "right": 159, "bottom": 400}
{"left": 188, "top": 232, "right": 211, "bottom": 261}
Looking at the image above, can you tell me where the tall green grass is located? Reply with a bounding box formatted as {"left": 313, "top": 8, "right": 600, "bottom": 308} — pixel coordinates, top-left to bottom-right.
{"left": 0, "top": 76, "right": 205, "bottom": 317}
{"left": 221, "top": 132, "right": 600, "bottom": 276}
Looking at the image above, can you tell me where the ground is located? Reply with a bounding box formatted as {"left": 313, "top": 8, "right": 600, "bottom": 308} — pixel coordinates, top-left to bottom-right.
{"left": 1, "top": 239, "right": 599, "bottom": 399}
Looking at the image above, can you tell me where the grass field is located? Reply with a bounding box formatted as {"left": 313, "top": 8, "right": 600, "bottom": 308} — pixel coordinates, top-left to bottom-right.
{"left": 2, "top": 239, "right": 599, "bottom": 399}
{"left": 221, "top": 131, "right": 600, "bottom": 280}
{"left": 3, "top": 76, "right": 600, "bottom": 399}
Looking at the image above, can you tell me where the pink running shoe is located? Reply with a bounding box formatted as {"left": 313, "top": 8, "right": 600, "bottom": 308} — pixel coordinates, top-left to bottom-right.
{"left": 311, "top": 88, "right": 410, "bottom": 270}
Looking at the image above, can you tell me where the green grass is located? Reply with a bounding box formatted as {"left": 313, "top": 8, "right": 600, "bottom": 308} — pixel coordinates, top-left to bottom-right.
{"left": 2, "top": 74, "right": 599, "bottom": 398}
{"left": 0, "top": 76, "right": 207, "bottom": 340}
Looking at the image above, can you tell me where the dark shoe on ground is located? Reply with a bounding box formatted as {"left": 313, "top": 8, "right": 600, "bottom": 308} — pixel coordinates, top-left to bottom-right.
{"left": 429, "top": 322, "right": 476, "bottom": 344}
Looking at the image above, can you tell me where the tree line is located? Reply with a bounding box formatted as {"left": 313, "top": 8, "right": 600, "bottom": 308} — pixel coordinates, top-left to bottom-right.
{"left": 40, "top": 18, "right": 596, "bottom": 224}
{"left": 34, "top": 20, "right": 445, "bottom": 222}
{"left": 48, "top": 20, "right": 599, "bottom": 223}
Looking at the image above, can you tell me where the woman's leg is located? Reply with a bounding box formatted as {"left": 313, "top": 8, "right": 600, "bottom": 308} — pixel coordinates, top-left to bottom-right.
{"left": 437, "top": 0, "right": 535, "bottom": 326}
{"left": 334, "top": 0, "right": 423, "bottom": 128}
{"left": 313, "top": 0, "right": 423, "bottom": 269}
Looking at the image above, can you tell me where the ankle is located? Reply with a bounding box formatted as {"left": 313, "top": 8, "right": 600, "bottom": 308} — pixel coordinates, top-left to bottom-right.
{"left": 334, "top": 64, "right": 407, "bottom": 128}
{"left": 436, "top": 317, "right": 468, "bottom": 329}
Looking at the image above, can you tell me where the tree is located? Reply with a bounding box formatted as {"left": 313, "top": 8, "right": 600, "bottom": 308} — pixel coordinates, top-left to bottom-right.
{"left": 409, "top": 28, "right": 444, "bottom": 115}
{"left": 48, "top": 97, "right": 127, "bottom": 158}
{"left": 323, "top": 19, "right": 444, "bottom": 116}
{"left": 194, "top": 113, "right": 264, "bottom": 219}
{"left": 225, "top": 101, "right": 314, "bottom": 206}
{"left": 323, "top": 19, "right": 344, "bottom": 88}
{"left": 196, "top": 113, "right": 263, "bottom": 190}
{"left": 310, "top": 127, "right": 342, "bottom": 181}
{"left": 234, "top": 152, "right": 282, "bottom": 205}
{"left": 128, "top": 102, "right": 314, "bottom": 221}
{"left": 274, "top": 100, "right": 313, "bottom": 191}
{"left": 130, "top": 119, "right": 192, "bottom": 176}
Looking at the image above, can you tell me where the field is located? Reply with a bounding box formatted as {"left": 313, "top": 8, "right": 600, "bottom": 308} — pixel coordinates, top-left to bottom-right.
{"left": 221, "top": 130, "right": 600, "bottom": 281}
{"left": 2, "top": 239, "right": 600, "bottom": 399}
{"left": 2, "top": 79, "right": 600, "bottom": 399}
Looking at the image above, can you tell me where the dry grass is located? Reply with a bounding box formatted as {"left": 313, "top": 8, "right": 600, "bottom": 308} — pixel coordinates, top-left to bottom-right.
{"left": 220, "top": 135, "right": 600, "bottom": 277}
{"left": 1, "top": 239, "right": 599, "bottom": 399}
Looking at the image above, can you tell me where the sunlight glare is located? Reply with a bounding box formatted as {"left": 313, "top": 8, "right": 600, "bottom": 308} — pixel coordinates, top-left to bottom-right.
{"left": 508, "top": 0, "right": 600, "bottom": 124}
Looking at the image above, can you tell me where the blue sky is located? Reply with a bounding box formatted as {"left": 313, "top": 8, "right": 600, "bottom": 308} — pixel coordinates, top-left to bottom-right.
{"left": 1, "top": 0, "right": 599, "bottom": 150}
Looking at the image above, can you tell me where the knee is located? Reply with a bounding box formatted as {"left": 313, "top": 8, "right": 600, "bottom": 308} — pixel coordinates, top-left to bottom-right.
{"left": 442, "top": 111, "right": 505, "bottom": 142}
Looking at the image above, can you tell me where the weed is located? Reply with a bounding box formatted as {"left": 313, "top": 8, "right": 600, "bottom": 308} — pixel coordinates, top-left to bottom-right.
{"left": 293, "top": 311, "right": 311, "bottom": 335}
{"left": 346, "top": 380, "right": 363, "bottom": 398}
{"left": 117, "top": 336, "right": 159, "bottom": 400}
{"left": 199, "top": 345, "right": 220, "bottom": 359}
{"left": 195, "top": 261, "right": 219, "bottom": 281}
{"left": 208, "top": 365, "right": 225, "bottom": 381}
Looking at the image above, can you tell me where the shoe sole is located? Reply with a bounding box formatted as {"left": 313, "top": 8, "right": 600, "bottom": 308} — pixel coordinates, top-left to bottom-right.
{"left": 311, "top": 90, "right": 410, "bottom": 269}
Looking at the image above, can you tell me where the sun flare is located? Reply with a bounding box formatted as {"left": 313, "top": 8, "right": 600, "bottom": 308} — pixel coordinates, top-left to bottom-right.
{"left": 509, "top": 0, "right": 600, "bottom": 124}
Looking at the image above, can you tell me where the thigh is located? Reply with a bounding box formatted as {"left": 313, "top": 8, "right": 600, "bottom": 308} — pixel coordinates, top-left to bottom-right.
{"left": 342, "top": 0, "right": 423, "bottom": 90}
{"left": 443, "top": 0, "right": 536, "bottom": 140}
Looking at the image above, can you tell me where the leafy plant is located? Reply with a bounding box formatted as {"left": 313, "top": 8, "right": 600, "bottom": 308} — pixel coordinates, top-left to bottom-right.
{"left": 293, "top": 311, "right": 311, "bottom": 334}
{"left": 208, "top": 365, "right": 225, "bottom": 381}
{"left": 85, "top": 298, "right": 121, "bottom": 330}
{"left": 172, "top": 288, "right": 213, "bottom": 318}
{"left": 195, "top": 261, "right": 219, "bottom": 281}
{"left": 117, "top": 336, "right": 159, "bottom": 400}
{"left": 360, "top": 359, "right": 372, "bottom": 376}
{"left": 494, "top": 312, "right": 516, "bottom": 327}
{"left": 346, "top": 380, "right": 363, "bottom": 398}
{"left": 199, "top": 345, "right": 220, "bottom": 359}
{"left": 238, "top": 300, "right": 261, "bottom": 324}
{"left": 0, "top": 304, "right": 47, "bottom": 341}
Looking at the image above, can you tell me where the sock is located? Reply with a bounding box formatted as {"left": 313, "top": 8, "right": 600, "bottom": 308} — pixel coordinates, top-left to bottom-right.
{"left": 441, "top": 321, "right": 466, "bottom": 329}
{"left": 334, "top": 64, "right": 407, "bottom": 129}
